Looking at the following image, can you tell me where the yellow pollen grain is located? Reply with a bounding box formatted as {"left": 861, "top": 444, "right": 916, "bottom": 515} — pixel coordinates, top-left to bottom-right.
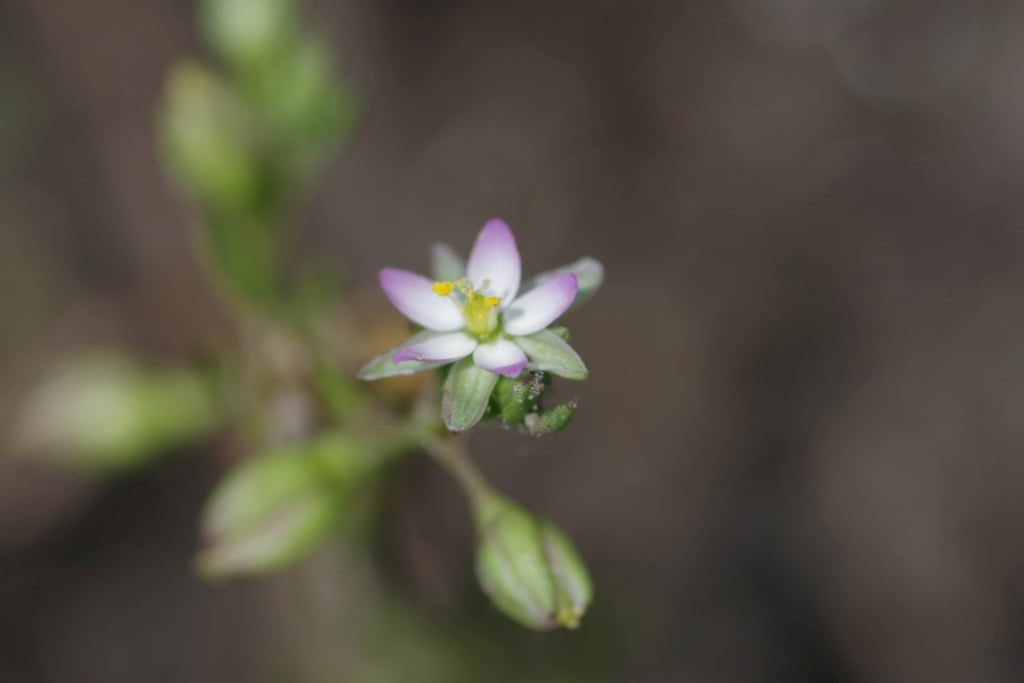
{"left": 484, "top": 296, "right": 500, "bottom": 309}
{"left": 432, "top": 281, "right": 454, "bottom": 297}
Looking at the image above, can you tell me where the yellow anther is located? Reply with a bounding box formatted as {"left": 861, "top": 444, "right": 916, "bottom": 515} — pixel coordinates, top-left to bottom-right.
{"left": 484, "top": 296, "right": 501, "bottom": 309}
{"left": 432, "top": 281, "right": 454, "bottom": 297}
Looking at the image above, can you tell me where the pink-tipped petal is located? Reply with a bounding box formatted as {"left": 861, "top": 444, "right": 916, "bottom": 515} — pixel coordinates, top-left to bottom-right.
{"left": 393, "top": 332, "right": 478, "bottom": 364}
{"left": 473, "top": 339, "right": 529, "bottom": 378}
{"left": 379, "top": 268, "right": 465, "bottom": 331}
{"left": 466, "top": 219, "right": 521, "bottom": 303}
{"left": 502, "top": 273, "right": 578, "bottom": 336}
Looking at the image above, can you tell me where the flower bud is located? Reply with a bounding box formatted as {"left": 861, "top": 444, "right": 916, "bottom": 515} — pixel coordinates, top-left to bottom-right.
{"left": 197, "top": 439, "right": 350, "bottom": 578}
{"left": 474, "top": 497, "right": 592, "bottom": 630}
{"left": 490, "top": 373, "right": 547, "bottom": 426}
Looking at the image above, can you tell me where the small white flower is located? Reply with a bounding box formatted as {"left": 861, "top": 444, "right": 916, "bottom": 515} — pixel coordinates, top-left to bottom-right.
{"left": 359, "top": 219, "right": 601, "bottom": 382}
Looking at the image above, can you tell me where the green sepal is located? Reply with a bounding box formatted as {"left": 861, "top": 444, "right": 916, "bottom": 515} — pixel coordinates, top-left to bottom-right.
{"left": 526, "top": 403, "right": 575, "bottom": 435}
{"left": 513, "top": 329, "right": 588, "bottom": 381}
{"left": 357, "top": 330, "right": 448, "bottom": 381}
{"left": 442, "top": 357, "right": 499, "bottom": 433}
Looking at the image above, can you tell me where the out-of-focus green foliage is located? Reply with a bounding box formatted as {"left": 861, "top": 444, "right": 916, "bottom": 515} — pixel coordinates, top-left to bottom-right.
{"left": 197, "top": 432, "right": 378, "bottom": 578}
{"left": 15, "top": 353, "right": 221, "bottom": 471}
{"left": 199, "top": 0, "right": 300, "bottom": 71}
{"left": 158, "top": 0, "right": 359, "bottom": 314}
{"left": 159, "top": 62, "right": 265, "bottom": 214}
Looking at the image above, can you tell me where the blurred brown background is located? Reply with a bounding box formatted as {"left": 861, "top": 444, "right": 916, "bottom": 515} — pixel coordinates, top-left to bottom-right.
{"left": 2, "top": 0, "right": 1024, "bottom": 681}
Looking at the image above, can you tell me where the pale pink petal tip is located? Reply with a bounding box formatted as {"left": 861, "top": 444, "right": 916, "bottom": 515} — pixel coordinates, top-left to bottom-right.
{"left": 472, "top": 339, "right": 528, "bottom": 378}
{"left": 466, "top": 219, "right": 521, "bottom": 302}
{"left": 502, "top": 273, "right": 578, "bottom": 336}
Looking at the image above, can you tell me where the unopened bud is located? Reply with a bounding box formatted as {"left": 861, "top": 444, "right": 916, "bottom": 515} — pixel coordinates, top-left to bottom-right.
{"left": 490, "top": 373, "right": 546, "bottom": 426}
{"left": 474, "top": 496, "right": 592, "bottom": 630}
{"left": 196, "top": 433, "right": 371, "bottom": 578}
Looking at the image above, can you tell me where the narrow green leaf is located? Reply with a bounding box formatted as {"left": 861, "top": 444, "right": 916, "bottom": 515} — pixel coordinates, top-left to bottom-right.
{"left": 512, "top": 329, "right": 588, "bottom": 381}
{"left": 442, "top": 358, "right": 498, "bottom": 433}
{"left": 357, "top": 330, "right": 447, "bottom": 380}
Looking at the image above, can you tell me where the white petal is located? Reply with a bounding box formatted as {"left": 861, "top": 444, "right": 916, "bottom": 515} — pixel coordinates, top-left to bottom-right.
{"left": 466, "top": 219, "right": 521, "bottom": 303}
{"left": 358, "top": 331, "right": 450, "bottom": 380}
{"left": 378, "top": 268, "right": 464, "bottom": 331}
{"left": 472, "top": 339, "right": 528, "bottom": 378}
{"left": 502, "top": 273, "right": 578, "bottom": 336}
{"left": 528, "top": 256, "right": 604, "bottom": 312}
{"left": 394, "top": 332, "right": 477, "bottom": 364}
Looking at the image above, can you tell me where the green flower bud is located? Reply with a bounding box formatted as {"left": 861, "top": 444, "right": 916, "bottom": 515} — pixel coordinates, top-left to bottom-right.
{"left": 474, "top": 497, "right": 593, "bottom": 631}
{"left": 199, "top": 0, "right": 299, "bottom": 70}
{"left": 490, "top": 373, "right": 547, "bottom": 426}
{"left": 195, "top": 432, "right": 372, "bottom": 577}
{"left": 158, "top": 61, "right": 262, "bottom": 212}
{"left": 197, "top": 433, "right": 371, "bottom": 578}
{"left": 15, "top": 354, "right": 219, "bottom": 471}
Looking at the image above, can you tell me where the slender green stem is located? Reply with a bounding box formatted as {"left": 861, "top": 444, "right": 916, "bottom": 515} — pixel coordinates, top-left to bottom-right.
{"left": 422, "top": 437, "right": 495, "bottom": 511}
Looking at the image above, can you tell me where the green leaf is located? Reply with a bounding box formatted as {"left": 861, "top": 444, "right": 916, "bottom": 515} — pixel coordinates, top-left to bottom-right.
{"left": 430, "top": 242, "right": 464, "bottom": 282}
{"left": 199, "top": 0, "right": 300, "bottom": 70}
{"left": 512, "top": 329, "right": 588, "bottom": 381}
{"left": 442, "top": 358, "right": 498, "bottom": 433}
{"left": 357, "top": 330, "right": 449, "bottom": 381}
{"left": 159, "top": 62, "right": 264, "bottom": 213}
{"left": 15, "top": 353, "right": 221, "bottom": 471}
{"left": 529, "top": 257, "right": 603, "bottom": 312}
